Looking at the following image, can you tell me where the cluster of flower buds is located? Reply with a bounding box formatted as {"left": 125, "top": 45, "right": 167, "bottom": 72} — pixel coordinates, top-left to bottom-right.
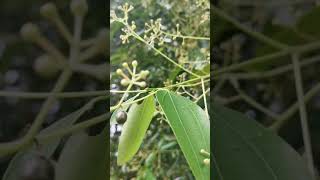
{"left": 144, "top": 18, "right": 165, "bottom": 46}
{"left": 119, "top": 23, "right": 135, "bottom": 44}
{"left": 110, "top": 3, "right": 134, "bottom": 24}
{"left": 196, "top": 0, "right": 210, "bottom": 9}
{"left": 116, "top": 60, "right": 149, "bottom": 88}
{"left": 110, "top": 3, "right": 136, "bottom": 44}
{"left": 20, "top": 0, "right": 108, "bottom": 81}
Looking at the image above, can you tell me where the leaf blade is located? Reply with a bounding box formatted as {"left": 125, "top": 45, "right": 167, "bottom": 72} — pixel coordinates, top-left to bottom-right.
{"left": 156, "top": 90, "right": 210, "bottom": 179}
{"left": 56, "top": 126, "right": 108, "bottom": 180}
{"left": 2, "top": 97, "right": 104, "bottom": 180}
{"left": 117, "top": 95, "right": 156, "bottom": 165}
{"left": 212, "top": 103, "right": 313, "bottom": 180}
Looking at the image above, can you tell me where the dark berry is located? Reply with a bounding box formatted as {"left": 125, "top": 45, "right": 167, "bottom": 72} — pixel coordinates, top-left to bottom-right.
{"left": 116, "top": 110, "right": 127, "bottom": 124}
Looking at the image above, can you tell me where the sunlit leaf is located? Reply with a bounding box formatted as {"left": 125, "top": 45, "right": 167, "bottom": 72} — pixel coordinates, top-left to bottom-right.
{"left": 156, "top": 90, "right": 210, "bottom": 180}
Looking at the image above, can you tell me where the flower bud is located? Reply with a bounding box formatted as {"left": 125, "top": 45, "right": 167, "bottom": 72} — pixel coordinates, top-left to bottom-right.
{"left": 132, "top": 60, "right": 138, "bottom": 67}
{"left": 40, "top": 3, "right": 58, "bottom": 20}
{"left": 122, "top": 62, "right": 128, "bottom": 68}
{"left": 120, "top": 79, "right": 130, "bottom": 86}
{"left": 140, "top": 70, "right": 149, "bottom": 79}
{"left": 70, "top": 0, "right": 88, "bottom": 16}
{"left": 33, "top": 55, "right": 60, "bottom": 78}
{"left": 137, "top": 81, "right": 146, "bottom": 88}
{"left": 116, "top": 69, "right": 122, "bottom": 75}
{"left": 20, "top": 23, "right": 41, "bottom": 42}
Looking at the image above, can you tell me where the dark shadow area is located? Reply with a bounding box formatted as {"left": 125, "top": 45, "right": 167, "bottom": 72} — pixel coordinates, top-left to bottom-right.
{"left": 0, "top": 0, "right": 109, "bottom": 179}
{"left": 212, "top": 0, "right": 320, "bottom": 179}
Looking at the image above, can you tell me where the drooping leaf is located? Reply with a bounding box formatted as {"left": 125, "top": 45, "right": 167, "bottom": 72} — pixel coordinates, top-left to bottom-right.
{"left": 117, "top": 95, "right": 156, "bottom": 165}
{"left": 56, "top": 126, "right": 108, "bottom": 180}
{"left": 156, "top": 90, "right": 210, "bottom": 180}
{"left": 2, "top": 97, "right": 105, "bottom": 180}
{"left": 212, "top": 103, "right": 312, "bottom": 180}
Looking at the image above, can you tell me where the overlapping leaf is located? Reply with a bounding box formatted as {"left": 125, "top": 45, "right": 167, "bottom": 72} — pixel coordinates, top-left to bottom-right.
{"left": 212, "top": 103, "right": 312, "bottom": 180}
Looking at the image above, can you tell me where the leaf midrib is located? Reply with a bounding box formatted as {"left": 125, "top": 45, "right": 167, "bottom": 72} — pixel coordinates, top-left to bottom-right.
{"left": 131, "top": 98, "right": 149, "bottom": 144}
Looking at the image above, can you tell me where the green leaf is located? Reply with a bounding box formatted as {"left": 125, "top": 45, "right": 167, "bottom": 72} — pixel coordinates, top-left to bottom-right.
{"left": 212, "top": 103, "right": 313, "bottom": 180}
{"left": 56, "top": 127, "right": 108, "bottom": 180}
{"left": 297, "top": 6, "right": 320, "bottom": 39}
{"left": 156, "top": 90, "right": 210, "bottom": 180}
{"left": 2, "top": 97, "right": 104, "bottom": 180}
{"left": 117, "top": 95, "right": 156, "bottom": 165}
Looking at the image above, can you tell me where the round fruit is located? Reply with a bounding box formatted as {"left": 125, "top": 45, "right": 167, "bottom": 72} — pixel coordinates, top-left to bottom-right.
{"left": 116, "top": 110, "right": 127, "bottom": 124}
{"left": 33, "top": 55, "right": 60, "bottom": 78}
{"left": 20, "top": 153, "right": 55, "bottom": 180}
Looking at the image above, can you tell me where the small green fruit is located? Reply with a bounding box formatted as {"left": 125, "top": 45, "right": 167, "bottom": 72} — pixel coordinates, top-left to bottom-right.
{"left": 116, "top": 110, "right": 127, "bottom": 124}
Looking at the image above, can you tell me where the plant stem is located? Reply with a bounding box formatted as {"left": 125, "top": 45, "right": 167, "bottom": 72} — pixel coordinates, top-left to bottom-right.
{"left": 0, "top": 12, "right": 85, "bottom": 157}
{"left": 213, "top": 50, "right": 289, "bottom": 76}
{"left": 291, "top": 53, "right": 316, "bottom": 180}
{"left": 270, "top": 82, "right": 320, "bottom": 131}
{"left": 0, "top": 90, "right": 107, "bottom": 99}
{"left": 211, "top": 5, "right": 288, "bottom": 50}
{"left": 219, "top": 54, "right": 320, "bottom": 80}
{"left": 0, "top": 69, "right": 72, "bottom": 157}
{"left": 213, "top": 41, "right": 320, "bottom": 77}
{"left": 162, "top": 31, "right": 210, "bottom": 40}
{"left": 132, "top": 32, "right": 201, "bottom": 78}
{"left": 110, "top": 90, "right": 157, "bottom": 112}
{"left": 51, "top": 15, "right": 73, "bottom": 44}
{"left": 201, "top": 78, "right": 209, "bottom": 119}
{"left": 37, "top": 113, "right": 108, "bottom": 143}
{"left": 117, "top": 20, "right": 201, "bottom": 78}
